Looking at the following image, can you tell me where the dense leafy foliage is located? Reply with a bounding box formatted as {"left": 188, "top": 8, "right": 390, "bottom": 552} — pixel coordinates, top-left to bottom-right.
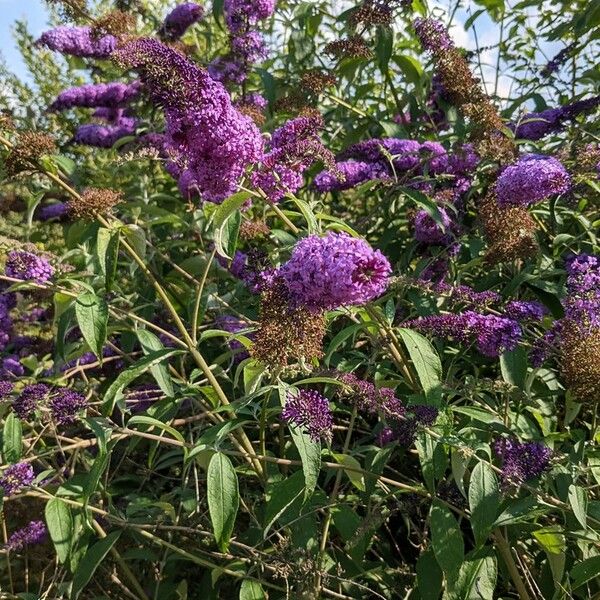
{"left": 0, "top": 0, "right": 599, "bottom": 598}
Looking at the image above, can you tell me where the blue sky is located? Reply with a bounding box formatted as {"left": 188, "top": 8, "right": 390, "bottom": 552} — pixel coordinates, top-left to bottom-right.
{"left": 0, "top": 0, "right": 49, "bottom": 80}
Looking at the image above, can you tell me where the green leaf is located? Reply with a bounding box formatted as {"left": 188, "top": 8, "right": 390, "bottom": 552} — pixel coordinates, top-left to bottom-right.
{"left": 263, "top": 471, "right": 305, "bottom": 537}
{"left": 75, "top": 292, "right": 108, "bottom": 361}
{"left": 571, "top": 555, "right": 600, "bottom": 589}
{"left": 468, "top": 463, "right": 500, "bottom": 547}
{"left": 533, "top": 527, "right": 565, "bottom": 554}
{"left": 45, "top": 498, "right": 73, "bottom": 564}
{"left": 447, "top": 550, "right": 497, "bottom": 600}
{"left": 375, "top": 26, "right": 393, "bottom": 73}
{"left": 102, "top": 349, "right": 181, "bottom": 415}
{"left": 121, "top": 224, "right": 146, "bottom": 264}
{"left": 416, "top": 548, "right": 443, "bottom": 600}
{"left": 430, "top": 500, "right": 464, "bottom": 581}
{"left": 136, "top": 329, "right": 174, "bottom": 397}
{"left": 207, "top": 453, "right": 239, "bottom": 552}
{"left": 331, "top": 453, "right": 365, "bottom": 491}
{"left": 2, "top": 413, "right": 22, "bottom": 463}
{"left": 500, "top": 346, "right": 528, "bottom": 389}
{"left": 96, "top": 228, "right": 120, "bottom": 292}
{"left": 398, "top": 328, "right": 442, "bottom": 402}
{"left": 71, "top": 531, "right": 122, "bottom": 599}
{"left": 392, "top": 54, "right": 423, "bottom": 85}
{"left": 239, "top": 580, "right": 266, "bottom": 600}
{"left": 289, "top": 425, "right": 321, "bottom": 499}
{"left": 289, "top": 196, "right": 318, "bottom": 233}
{"left": 213, "top": 192, "right": 251, "bottom": 258}
{"left": 568, "top": 485, "right": 588, "bottom": 529}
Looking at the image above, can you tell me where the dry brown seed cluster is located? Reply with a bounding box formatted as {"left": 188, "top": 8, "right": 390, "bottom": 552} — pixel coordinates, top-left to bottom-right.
{"left": 559, "top": 322, "right": 600, "bottom": 403}
{"left": 239, "top": 219, "right": 270, "bottom": 240}
{"left": 68, "top": 188, "right": 122, "bottom": 219}
{"left": 251, "top": 278, "right": 325, "bottom": 367}
{"left": 299, "top": 69, "right": 337, "bottom": 94}
{"left": 92, "top": 10, "right": 136, "bottom": 37}
{"left": 236, "top": 103, "right": 266, "bottom": 126}
{"left": 4, "top": 132, "right": 56, "bottom": 176}
{"left": 349, "top": 2, "right": 393, "bottom": 27}
{"left": 478, "top": 191, "right": 538, "bottom": 263}
{"left": 325, "top": 36, "right": 373, "bottom": 59}
{"left": 434, "top": 52, "right": 516, "bottom": 163}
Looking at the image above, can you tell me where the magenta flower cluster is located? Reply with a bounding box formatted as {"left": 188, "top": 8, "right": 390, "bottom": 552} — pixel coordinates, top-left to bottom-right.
{"left": 37, "top": 26, "right": 116, "bottom": 58}
{"left": 281, "top": 389, "right": 333, "bottom": 442}
{"left": 115, "top": 38, "right": 263, "bottom": 202}
{"left": 494, "top": 438, "right": 552, "bottom": 485}
{"left": 5, "top": 251, "right": 54, "bottom": 283}
{"left": 279, "top": 232, "right": 392, "bottom": 310}
{"left": 496, "top": 154, "right": 571, "bottom": 207}
{"left": 0, "top": 462, "right": 34, "bottom": 496}
{"left": 162, "top": 3, "right": 204, "bottom": 39}
{"left": 513, "top": 96, "right": 600, "bottom": 140}
{"left": 252, "top": 114, "right": 334, "bottom": 202}
{"left": 49, "top": 81, "right": 142, "bottom": 112}
{"left": 406, "top": 311, "right": 522, "bottom": 357}
{"left": 5, "top": 521, "right": 47, "bottom": 552}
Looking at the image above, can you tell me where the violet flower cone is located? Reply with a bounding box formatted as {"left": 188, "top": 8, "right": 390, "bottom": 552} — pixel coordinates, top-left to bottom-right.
{"left": 37, "top": 26, "right": 116, "bottom": 58}
{"left": 115, "top": 38, "right": 263, "bottom": 202}
{"left": 162, "top": 3, "right": 205, "bottom": 39}
{"left": 49, "top": 81, "right": 142, "bottom": 112}
{"left": 496, "top": 154, "right": 571, "bottom": 207}
{"left": 279, "top": 232, "right": 392, "bottom": 310}
{"left": 281, "top": 389, "right": 333, "bottom": 442}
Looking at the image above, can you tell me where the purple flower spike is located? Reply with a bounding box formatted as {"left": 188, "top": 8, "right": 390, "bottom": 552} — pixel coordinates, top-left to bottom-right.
{"left": 496, "top": 154, "right": 571, "bottom": 207}
{"left": 414, "top": 18, "right": 454, "bottom": 53}
{"left": 162, "top": 3, "right": 205, "bottom": 39}
{"left": 13, "top": 383, "right": 50, "bottom": 420}
{"left": 280, "top": 232, "right": 392, "bottom": 310}
{"left": 49, "top": 388, "right": 88, "bottom": 425}
{"left": 5, "top": 251, "right": 54, "bottom": 283}
{"left": 281, "top": 389, "right": 333, "bottom": 442}
{"left": 0, "top": 462, "right": 34, "bottom": 496}
{"left": 49, "top": 81, "right": 142, "bottom": 112}
{"left": 73, "top": 120, "right": 137, "bottom": 148}
{"left": 494, "top": 438, "right": 552, "bottom": 485}
{"left": 5, "top": 521, "right": 47, "bottom": 552}
{"left": 37, "top": 26, "right": 116, "bottom": 58}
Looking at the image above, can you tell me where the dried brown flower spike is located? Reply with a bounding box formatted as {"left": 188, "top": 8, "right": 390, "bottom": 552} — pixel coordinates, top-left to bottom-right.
{"left": 92, "top": 11, "right": 137, "bottom": 37}
{"left": 325, "top": 36, "right": 372, "bottom": 60}
{"left": 68, "top": 188, "right": 122, "bottom": 219}
{"left": 251, "top": 278, "right": 325, "bottom": 368}
{"left": 5, "top": 132, "right": 56, "bottom": 176}
{"left": 478, "top": 191, "right": 538, "bottom": 263}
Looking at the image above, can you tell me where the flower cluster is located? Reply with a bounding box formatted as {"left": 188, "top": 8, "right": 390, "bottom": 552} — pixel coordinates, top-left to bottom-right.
{"left": 73, "top": 119, "right": 138, "bottom": 148}
{"left": 115, "top": 38, "right": 263, "bottom": 202}
{"left": 5, "top": 251, "right": 54, "bottom": 283}
{"left": 406, "top": 311, "right": 522, "bottom": 357}
{"left": 37, "top": 25, "right": 116, "bottom": 58}
{"left": 49, "top": 81, "right": 142, "bottom": 112}
{"left": 279, "top": 232, "right": 391, "bottom": 310}
{"left": 281, "top": 389, "right": 333, "bottom": 442}
{"left": 0, "top": 462, "right": 34, "bottom": 496}
{"left": 541, "top": 42, "right": 577, "bottom": 77}
{"left": 209, "top": 0, "right": 275, "bottom": 85}
{"left": 5, "top": 520, "right": 47, "bottom": 552}
{"left": 513, "top": 96, "right": 600, "bottom": 141}
{"left": 252, "top": 113, "right": 336, "bottom": 201}
{"left": 494, "top": 439, "right": 552, "bottom": 485}
{"left": 495, "top": 155, "right": 571, "bottom": 207}
{"left": 10, "top": 383, "right": 87, "bottom": 424}
{"left": 314, "top": 139, "right": 478, "bottom": 193}
{"left": 161, "top": 3, "right": 204, "bottom": 39}
{"left": 13, "top": 383, "right": 50, "bottom": 419}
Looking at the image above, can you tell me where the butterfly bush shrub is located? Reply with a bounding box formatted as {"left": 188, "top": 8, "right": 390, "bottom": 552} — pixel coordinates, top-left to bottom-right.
{"left": 0, "top": 0, "right": 599, "bottom": 597}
